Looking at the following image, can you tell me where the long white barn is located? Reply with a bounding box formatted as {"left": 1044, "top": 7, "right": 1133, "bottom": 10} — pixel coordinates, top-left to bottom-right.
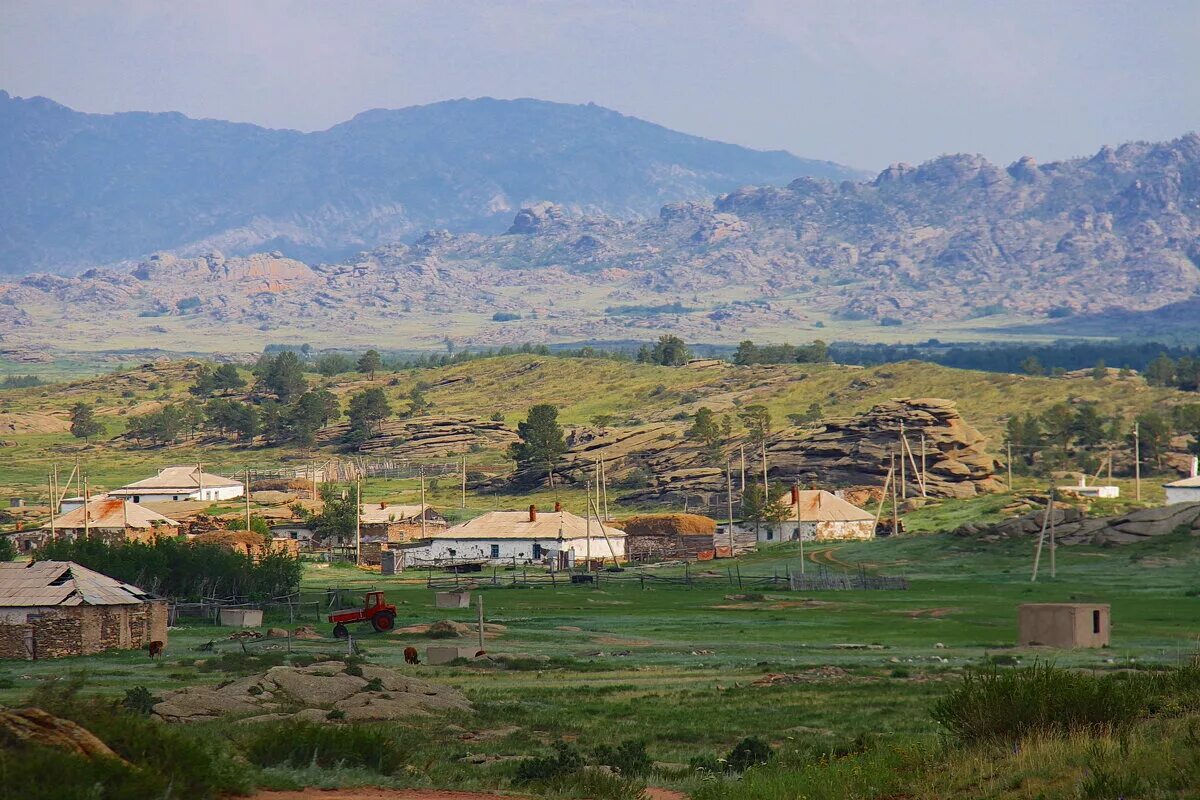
{"left": 108, "top": 466, "right": 244, "bottom": 503}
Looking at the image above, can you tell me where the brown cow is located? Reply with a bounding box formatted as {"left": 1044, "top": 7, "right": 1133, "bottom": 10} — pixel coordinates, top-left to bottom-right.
{"left": 404, "top": 646, "right": 420, "bottom": 665}
{"left": 147, "top": 640, "right": 164, "bottom": 658}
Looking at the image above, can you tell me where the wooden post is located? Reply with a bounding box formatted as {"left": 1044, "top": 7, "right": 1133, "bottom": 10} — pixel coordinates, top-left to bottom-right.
{"left": 903, "top": 434, "right": 925, "bottom": 497}
{"left": 873, "top": 467, "right": 893, "bottom": 535}
{"left": 461, "top": 457, "right": 466, "bottom": 509}
{"left": 1031, "top": 491, "right": 1053, "bottom": 582}
{"left": 477, "top": 594, "right": 485, "bottom": 652}
{"left": 920, "top": 433, "right": 928, "bottom": 496}
{"left": 585, "top": 480, "right": 592, "bottom": 568}
{"left": 898, "top": 423, "right": 907, "bottom": 501}
{"left": 589, "top": 492, "right": 618, "bottom": 568}
{"left": 355, "top": 476, "right": 362, "bottom": 565}
{"left": 725, "top": 462, "right": 735, "bottom": 552}
{"left": 1134, "top": 421, "right": 1141, "bottom": 501}
{"left": 740, "top": 444, "right": 746, "bottom": 491}
{"left": 83, "top": 475, "right": 90, "bottom": 541}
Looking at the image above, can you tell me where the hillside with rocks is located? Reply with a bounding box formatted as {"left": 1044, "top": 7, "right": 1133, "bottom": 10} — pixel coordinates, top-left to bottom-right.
{"left": 2, "top": 130, "right": 1199, "bottom": 355}
{"left": 0, "top": 91, "right": 858, "bottom": 275}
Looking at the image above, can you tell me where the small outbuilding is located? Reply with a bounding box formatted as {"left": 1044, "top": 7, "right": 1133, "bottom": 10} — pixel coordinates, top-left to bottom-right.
{"left": 0, "top": 561, "right": 168, "bottom": 660}
{"left": 1018, "top": 603, "right": 1110, "bottom": 648}
{"left": 619, "top": 514, "right": 717, "bottom": 561}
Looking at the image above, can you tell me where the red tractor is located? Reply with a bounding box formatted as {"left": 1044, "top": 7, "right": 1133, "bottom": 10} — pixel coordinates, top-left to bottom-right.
{"left": 328, "top": 591, "right": 397, "bottom": 638}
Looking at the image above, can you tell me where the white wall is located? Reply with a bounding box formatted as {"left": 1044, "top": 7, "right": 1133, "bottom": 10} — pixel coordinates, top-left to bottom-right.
{"left": 406, "top": 536, "right": 622, "bottom": 565}
{"left": 1165, "top": 487, "right": 1200, "bottom": 506}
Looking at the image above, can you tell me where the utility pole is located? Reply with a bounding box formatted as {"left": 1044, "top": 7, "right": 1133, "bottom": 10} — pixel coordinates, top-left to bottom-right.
{"left": 1049, "top": 489, "right": 1057, "bottom": 579}
{"left": 899, "top": 423, "right": 907, "bottom": 501}
{"left": 1031, "top": 490, "right": 1053, "bottom": 582}
{"left": 47, "top": 472, "right": 55, "bottom": 541}
{"left": 244, "top": 466, "right": 251, "bottom": 532}
{"left": 420, "top": 474, "right": 428, "bottom": 539}
{"left": 920, "top": 433, "right": 928, "bottom": 497}
{"left": 355, "top": 476, "right": 362, "bottom": 565}
{"left": 1134, "top": 421, "right": 1142, "bottom": 502}
{"left": 890, "top": 452, "right": 899, "bottom": 536}
{"left": 585, "top": 480, "right": 592, "bottom": 569}
{"left": 1007, "top": 442, "right": 1013, "bottom": 491}
{"left": 725, "top": 462, "right": 735, "bottom": 552}
{"left": 600, "top": 456, "right": 609, "bottom": 521}
{"left": 83, "top": 474, "right": 90, "bottom": 541}
{"left": 476, "top": 594, "right": 486, "bottom": 652}
{"left": 795, "top": 483, "right": 804, "bottom": 576}
{"left": 461, "top": 457, "right": 466, "bottom": 508}
{"left": 740, "top": 445, "right": 746, "bottom": 491}
{"left": 761, "top": 440, "right": 769, "bottom": 499}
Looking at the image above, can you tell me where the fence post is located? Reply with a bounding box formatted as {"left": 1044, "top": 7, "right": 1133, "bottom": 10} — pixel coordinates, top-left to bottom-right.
{"left": 685, "top": 562, "right": 691, "bottom": 587}
{"left": 640, "top": 574, "right": 645, "bottom": 591}
{"left": 736, "top": 564, "right": 742, "bottom": 588}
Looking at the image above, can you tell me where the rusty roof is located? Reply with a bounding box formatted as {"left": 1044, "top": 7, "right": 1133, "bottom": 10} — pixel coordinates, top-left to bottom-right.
{"left": 0, "top": 561, "right": 156, "bottom": 607}
{"left": 779, "top": 490, "right": 873, "bottom": 522}
{"left": 43, "top": 498, "right": 179, "bottom": 530}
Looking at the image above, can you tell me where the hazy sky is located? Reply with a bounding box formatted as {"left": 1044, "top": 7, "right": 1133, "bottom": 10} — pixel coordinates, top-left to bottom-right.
{"left": 2, "top": 1, "right": 1197, "bottom": 170}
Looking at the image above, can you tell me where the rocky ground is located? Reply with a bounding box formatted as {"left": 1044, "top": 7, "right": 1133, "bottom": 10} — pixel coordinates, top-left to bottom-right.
{"left": 955, "top": 501, "right": 1200, "bottom": 545}
{"left": 153, "top": 662, "right": 471, "bottom": 724}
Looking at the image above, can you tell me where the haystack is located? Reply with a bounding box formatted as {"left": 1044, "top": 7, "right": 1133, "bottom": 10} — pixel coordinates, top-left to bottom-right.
{"left": 620, "top": 513, "right": 716, "bottom": 560}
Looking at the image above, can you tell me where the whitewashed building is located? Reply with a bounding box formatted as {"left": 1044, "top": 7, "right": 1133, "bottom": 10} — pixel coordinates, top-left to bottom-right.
{"left": 406, "top": 505, "right": 625, "bottom": 566}
{"left": 1164, "top": 458, "right": 1200, "bottom": 506}
{"left": 109, "top": 466, "right": 244, "bottom": 503}
{"left": 755, "top": 488, "right": 875, "bottom": 543}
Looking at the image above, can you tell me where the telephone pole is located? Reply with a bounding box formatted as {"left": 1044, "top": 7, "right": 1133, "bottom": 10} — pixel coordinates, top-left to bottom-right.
{"left": 1133, "top": 421, "right": 1142, "bottom": 502}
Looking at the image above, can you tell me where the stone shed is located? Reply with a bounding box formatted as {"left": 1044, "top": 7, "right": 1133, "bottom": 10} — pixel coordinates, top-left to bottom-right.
{"left": 1018, "top": 603, "right": 1110, "bottom": 649}
{"left": 617, "top": 514, "right": 717, "bottom": 561}
{"left": 0, "top": 561, "right": 168, "bottom": 660}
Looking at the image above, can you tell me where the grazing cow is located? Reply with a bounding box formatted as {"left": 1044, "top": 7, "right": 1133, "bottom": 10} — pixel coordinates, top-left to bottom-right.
{"left": 147, "top": 640, "right": 164, "bottom": 658}
{"left": 404, "top": 646, "right": 420, "bottom": 665}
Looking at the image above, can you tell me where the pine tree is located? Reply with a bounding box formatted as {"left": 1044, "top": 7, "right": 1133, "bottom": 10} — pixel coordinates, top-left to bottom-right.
{"left": 356, "top": 349, "right": 383, "bottom": 379}
{"left": 509, "top": 404, "right": 567, "bottom": 469}
{"left": 69, "top": 402, "right": 103, "bottom": 442}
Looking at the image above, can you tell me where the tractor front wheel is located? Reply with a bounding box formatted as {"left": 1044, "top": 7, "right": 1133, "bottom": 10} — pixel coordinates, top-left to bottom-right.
{"left": 371, "top": 611, "right": 396, "bottom": 633}
{"left": 332, "top": 623, "right": 349, "bottom": 639}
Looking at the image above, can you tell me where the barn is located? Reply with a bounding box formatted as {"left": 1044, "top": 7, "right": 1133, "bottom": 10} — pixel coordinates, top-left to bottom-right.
{"left": 0, "top": 561, "right": 168, "bottom": 660}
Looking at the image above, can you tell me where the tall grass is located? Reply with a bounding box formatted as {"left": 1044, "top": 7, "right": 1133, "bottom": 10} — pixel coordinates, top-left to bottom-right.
{"left": 240, "top": 720, "right": 418, "bottom": 773}
{"left": 931, "top": 660, "right": 1200, "bottom": 744}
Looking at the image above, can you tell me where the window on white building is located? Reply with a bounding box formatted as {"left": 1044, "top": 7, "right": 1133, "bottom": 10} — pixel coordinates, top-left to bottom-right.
{"left": 490, "top": 544, "right": 500, "bottom": 558}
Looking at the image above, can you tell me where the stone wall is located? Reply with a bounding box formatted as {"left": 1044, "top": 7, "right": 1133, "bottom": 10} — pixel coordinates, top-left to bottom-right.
{"left": 0, "top": 602, "right": 167, "bottom": 660}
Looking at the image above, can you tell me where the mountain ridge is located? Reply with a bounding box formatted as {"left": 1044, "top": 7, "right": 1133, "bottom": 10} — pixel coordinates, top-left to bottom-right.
{"left": 0, "top": 90, "right": 863, "bottom": 274}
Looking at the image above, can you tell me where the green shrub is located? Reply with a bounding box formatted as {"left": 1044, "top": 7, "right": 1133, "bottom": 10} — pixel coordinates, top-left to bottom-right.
{"left": 515, "top": 740, "right": 585, "bottom": 783}
{"left": 120, "top": 686, "right": 160, "bottom": 716}
{"left": 726, "top": 736, "right": 774, "bottom": 772}
{"left": 591, "top": 739, "right": 651, "bottom": 776}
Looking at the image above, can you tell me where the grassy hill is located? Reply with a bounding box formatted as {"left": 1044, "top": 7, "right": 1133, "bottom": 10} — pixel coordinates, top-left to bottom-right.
{"left": 0, "top": 354, "right": 1192, "bottom": 503}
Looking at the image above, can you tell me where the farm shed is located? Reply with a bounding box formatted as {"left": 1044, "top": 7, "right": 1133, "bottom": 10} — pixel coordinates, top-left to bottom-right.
{"left": 760, "top": 488, "right": 875, "bottom": 543}
{"left": 618, "top": 514, "right": 717, "bottom": 561}
{"left": 0, "top": 561, "right": 168, "bottom": 660}
{"left": 109, "top": 465, "right": 244, "bottom": 503}
{"left": 1018, "top": 603, "right": 1110, "bottom": 648}
{"left": 191, "top": 530, "right": 294, "bottom": 560}
{"left": 41, "top": 498, "right": 180, "bottom": 545}
{"left": 406, "top": 505, "right": 625, "bottom": 566}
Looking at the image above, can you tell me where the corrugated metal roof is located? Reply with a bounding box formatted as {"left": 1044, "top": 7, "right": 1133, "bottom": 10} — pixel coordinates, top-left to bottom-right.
{"left": 438, "top": 510, "right": 625, "bottom": 540}
{"left": 358, "top": 504, "right": 439, "bottom": 524}
{"left": 0, "top": 561, "right": 154, "bottom": 607}
{"left": 43, "top": 498, "right": 179, "bottom": 530}
{"left": 111, "top": 466, "right": 242, "bottom": 492}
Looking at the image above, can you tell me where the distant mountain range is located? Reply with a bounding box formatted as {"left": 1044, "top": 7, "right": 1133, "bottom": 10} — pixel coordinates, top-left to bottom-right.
{"left": 0, "top": 91, "right": 863, "bottom": 274}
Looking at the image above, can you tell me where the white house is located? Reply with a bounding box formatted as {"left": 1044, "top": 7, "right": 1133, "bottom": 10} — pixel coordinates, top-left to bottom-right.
{"left": 406, "top": 505, "right": 625, "bottom": 567}
{"left": 269, "top": 523, "right": 316, "bottom": 544}
{"left": 1164, "top": 457, "right": 1200, "bottom": 506}
{"left": 109, "top": 466, "right": 244, "bottom": 503}
{"left": 753, "top": 488, "right": 876, "bottom": 543}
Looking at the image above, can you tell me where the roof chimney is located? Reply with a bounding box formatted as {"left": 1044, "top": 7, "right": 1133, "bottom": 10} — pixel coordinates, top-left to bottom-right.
{"left": 554, "top": 501, "right": 562, "bottom": 512}
{"left": 1192, "top": 456, "right": 1198, "bottom": 478}
{"left": 379, "top": 501, "right": 386, "bottom": 509}
{"left": 791, "top": 485, "right": 800, "bottom": 505}
{"left": 529, "top": 504, "right": 537, "bottom": 522}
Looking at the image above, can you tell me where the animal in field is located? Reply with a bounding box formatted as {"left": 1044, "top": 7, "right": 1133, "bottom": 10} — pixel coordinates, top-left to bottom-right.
{"left": 147, "top": 640, "right": 164, "bottom": 658}
{"left": 404, "top": 646, "right": 420, "bottom": 665}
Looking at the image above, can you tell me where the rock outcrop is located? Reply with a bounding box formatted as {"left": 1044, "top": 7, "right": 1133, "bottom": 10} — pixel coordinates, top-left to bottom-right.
{"left": 320, "top": 415, "right": 518, "bottom": 457}
{"left": 0, "top": 707, "right": 123, "bottom": 761}
{"left": 955, "top": 502, "right": 1200, "bottom": 545}
{"left": 153, "top": 661, "right": 471, "bottom": 723}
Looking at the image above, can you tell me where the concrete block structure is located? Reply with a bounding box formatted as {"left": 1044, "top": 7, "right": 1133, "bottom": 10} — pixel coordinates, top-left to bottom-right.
{"left": 1018, "top": 603, "right": 1110, "bottom": 648}
{"left": 219, "top": 608, "right": 263, "bottom": 628}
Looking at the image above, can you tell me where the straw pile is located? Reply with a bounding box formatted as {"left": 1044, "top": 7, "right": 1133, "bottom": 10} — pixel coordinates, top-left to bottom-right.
{"left": 619, "top": 514, "right": 717, "bottom": 536}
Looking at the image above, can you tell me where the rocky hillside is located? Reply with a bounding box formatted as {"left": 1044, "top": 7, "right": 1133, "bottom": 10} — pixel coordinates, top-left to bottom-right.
{"left": 0, "top": 91, "right": 859, "bottom": 274}
{"left": 3, "top": 131, "right": 1199, "bottom": 354}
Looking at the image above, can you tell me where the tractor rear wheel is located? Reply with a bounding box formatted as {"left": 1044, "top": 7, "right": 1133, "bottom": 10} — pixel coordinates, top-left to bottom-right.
{"left": 332, "top": 623, "right": 349, "bottom": 639}
{"left": 371, "top": 611, "right": 396, "bottom": 632}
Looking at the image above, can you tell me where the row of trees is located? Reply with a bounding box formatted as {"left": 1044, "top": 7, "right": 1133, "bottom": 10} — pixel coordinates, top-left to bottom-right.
{"left": 1004, "top": 402, "right": 1200, "bottom": 473}
{"left": 733, "top": 339, "right": 830, "bottom": 365}
{"left": 37, "top": 537, "right": 301, "bottom": 601}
